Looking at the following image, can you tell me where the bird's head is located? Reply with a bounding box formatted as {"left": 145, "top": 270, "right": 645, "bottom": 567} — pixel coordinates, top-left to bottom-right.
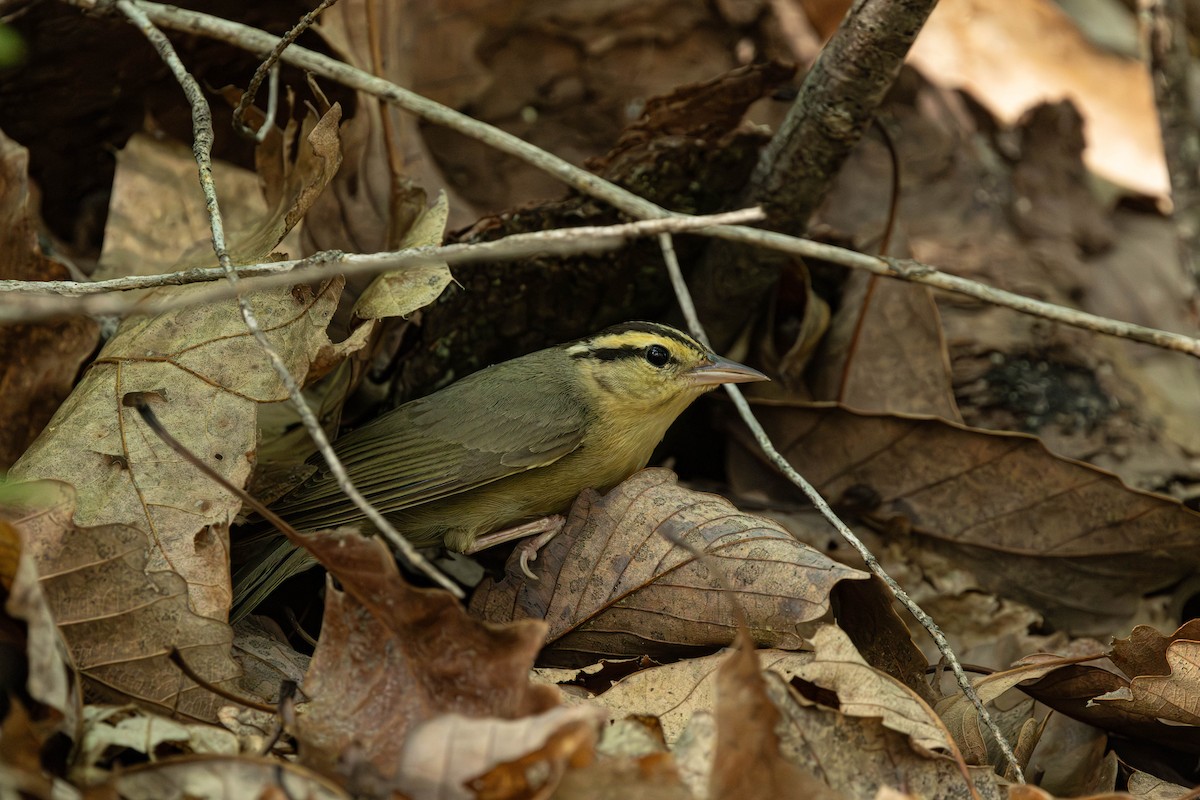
{"left": 565, "top": 321, "right": 768, "bottom": 422}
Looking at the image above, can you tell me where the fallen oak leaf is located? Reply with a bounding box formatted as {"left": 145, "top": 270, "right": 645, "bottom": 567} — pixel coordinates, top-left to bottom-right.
{"left": 471, "top": 468, "right": 869, "bottom": 666}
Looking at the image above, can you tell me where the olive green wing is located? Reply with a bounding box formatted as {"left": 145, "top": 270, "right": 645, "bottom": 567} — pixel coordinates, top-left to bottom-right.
{"left": 266, "top": 361, "right": 590, "bottom": 532}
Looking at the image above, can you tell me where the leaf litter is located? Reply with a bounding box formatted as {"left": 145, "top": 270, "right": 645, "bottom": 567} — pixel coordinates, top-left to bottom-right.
{"left": 3, "top": 0, "right": 1200, "bottom": 798}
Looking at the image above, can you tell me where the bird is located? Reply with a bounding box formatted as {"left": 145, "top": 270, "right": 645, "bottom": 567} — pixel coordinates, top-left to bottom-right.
{"left": 231, "top": 321, "right": 768, "bottom": 620}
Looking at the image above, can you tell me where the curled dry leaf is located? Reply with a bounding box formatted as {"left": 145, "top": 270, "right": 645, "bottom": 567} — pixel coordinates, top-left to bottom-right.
{"left": 711, "top": 629, "right": 843, "bottom": 800}
{"left": 0, "top": 481, "right": 239, "bottom": 721}
{"left": 77, "top": 705, "right": 238, "bottom": 784}
{"left": 471, "top": 469, "right": 869, "bottom": 666}
{"left": 729, "top": 402, "right": 1200, "bottom": 634}
{"left": 0, "top": 130, "right": 98, "bottom": 468}
{"left": 293, "top": 530, "right": 558, "bottom": 787}
{"left": 0, "top": 510, "right": 76, "bottom": 724}
{"left": 933, "top": 655, "right": 1085, "bottom": 768}
{"left": 1019, "top": 630, "right": 1200, "bottom": 753}
{"left": 398, "top": 705, "right": 606, "bottom": 800}
{"left": 351, "top": 189, "right": 453, "bottom": 321}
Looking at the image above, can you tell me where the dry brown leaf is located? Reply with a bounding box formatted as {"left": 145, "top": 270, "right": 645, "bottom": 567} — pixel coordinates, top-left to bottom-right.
{"left": 711, "top": 629, "right": 844, "bottom": 800}
{"left": 294, "top": 530, "right": 558, "bottom": 787}
{"left": 309, "top": 0, "right": 478, "bottom": 255}
{"left": 0, "top": 130, "right": 98, "bottom": 468}
{"left": 1007, "top": 785, "right": 1132, "bottom": 800}
{"left": 830, "top": 577, "right": 935, "bottom": 704}
{"left": 397, "top": 706, "right": 605, "bottom": 800}
{"left": 3, "top": 107, "right": 344, "bottom": 719}
{"left": 76, "top": 705, "right": 238, "bottom": 782}
{"left": 0, "top": 481, "right": 239, "bottom": 720}
{"left": 10, "top": 106, "right": 345, "bottom": 624}
{"left": 0, "top": 700, "right": 61, "bottom": 799}
{"left": 10, "top": 276, "right": 343, "bottom": 620}
{"left": 552, "top": 751, "right": 692, "bottom": 800}
{"left": 1094, "top": 640, "right": 1200, "bottom": 726}
{"left": 111, "top": 754, "right": 349, "bottom": 800}
{"left": 471, "top": 469, "right": 869, "bottom": 665}
{"left": 811, "top": 271, "right": 961, "bottom": 421}
{"left": 93, "top": 134, "right": 275, "bottom": 281}
{"left": 729, "top": 402, "right": 1200, "bottom": 634}
{"left": 352, "top": 190, "right": 452, "bottom": 321}
{"left": 1024, "top": 712, "right": 1112, "bottom": 798}
{"left": 794, "top": 625, "right": 958, "bottom": 757}
{"left": 1126, "top": 770, "right": 1194, "bottom": 800}
{"left": 934, "top": 657, "right": 1076, "bottom": 767}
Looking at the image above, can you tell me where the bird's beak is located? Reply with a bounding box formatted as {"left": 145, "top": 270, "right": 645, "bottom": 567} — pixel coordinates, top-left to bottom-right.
{"left": 687, "top": 355, "right": 770, "bottom": 386}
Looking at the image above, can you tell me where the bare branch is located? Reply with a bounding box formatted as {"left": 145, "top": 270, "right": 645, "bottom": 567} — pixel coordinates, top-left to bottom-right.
{"left": 693, "top": 0, "right": 939, "bottom": 348}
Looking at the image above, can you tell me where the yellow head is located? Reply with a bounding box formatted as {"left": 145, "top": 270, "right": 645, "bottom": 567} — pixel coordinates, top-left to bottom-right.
{"left": 565, "top": 321, "right": 768, "bottom": 424}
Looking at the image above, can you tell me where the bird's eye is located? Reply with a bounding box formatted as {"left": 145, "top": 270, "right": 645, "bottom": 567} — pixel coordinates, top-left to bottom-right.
{"left": 645, "top": 344, "right": 671, "bottom": 367}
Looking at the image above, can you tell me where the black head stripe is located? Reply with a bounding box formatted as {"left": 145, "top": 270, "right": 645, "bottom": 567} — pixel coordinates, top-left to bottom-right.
{"left": 601, "top": 321, "right": 699, "bottom": 351}
{"left": 573, "top": 345, "right": 644, "bottom": 361}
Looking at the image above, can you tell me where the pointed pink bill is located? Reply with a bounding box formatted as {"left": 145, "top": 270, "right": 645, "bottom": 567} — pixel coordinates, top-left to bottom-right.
{"left": 687, "top": 355, "right": 769, "bottom": 386}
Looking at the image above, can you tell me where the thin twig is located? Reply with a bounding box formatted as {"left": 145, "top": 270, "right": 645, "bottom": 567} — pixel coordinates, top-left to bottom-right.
{"left": 115, "top": 0, "right": 461, "bottom": 598}
{"left": 168, "top": 647, "right": 276, "bottom": 713}
{"left": 231, "top": 0, "right": 342, "bottom": 140}
{"left": 657, "top": 231, "right": 1024, "bottom": 783}
{"left": 0, "top": 210, "right": 766, "bottom": 319}
{"left": 8, "top": 213, "right": 1199, "bottom": 358}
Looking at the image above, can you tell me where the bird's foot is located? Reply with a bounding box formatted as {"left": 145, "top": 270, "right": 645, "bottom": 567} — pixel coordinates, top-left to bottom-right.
{"left": 464, "top": 515, "right": 566, "bottom": 580}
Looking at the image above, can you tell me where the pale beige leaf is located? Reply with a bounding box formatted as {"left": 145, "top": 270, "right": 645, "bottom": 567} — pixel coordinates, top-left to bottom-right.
{"left": 772, "top": 671, "right": 1003, "bottom": 799}
{"left": 597, "top": 648, "right": 813, "bottom": 744}
{"left": 396, "top": 706, "right": 605, "bottom": 800}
